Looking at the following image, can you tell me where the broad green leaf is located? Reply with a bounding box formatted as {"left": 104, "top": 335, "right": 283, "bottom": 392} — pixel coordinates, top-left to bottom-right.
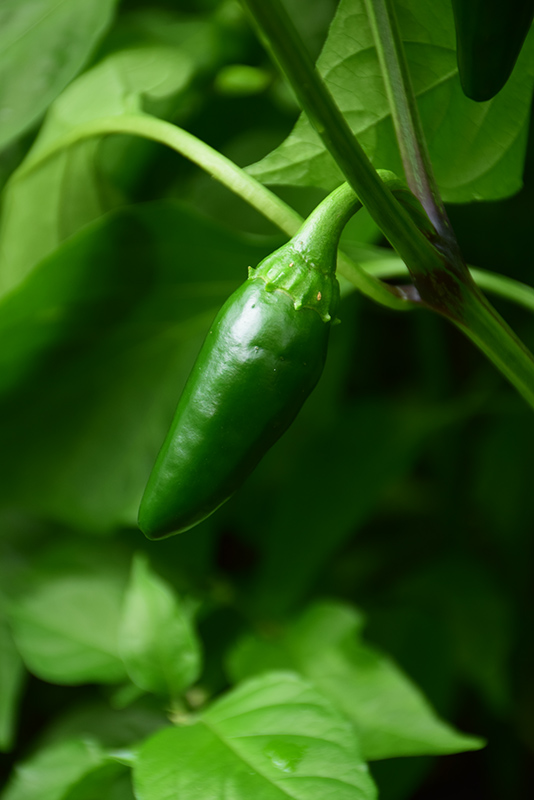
{"left": 248, "top": 0, "right": 534, "bottom": 203}
{"left": 0, "top": 0, "right": 117, "bottom": 151}
{"left": 119, "top": 555, "right": 201, "bottom": 698}
{"left": 0, "top": 45, "right": 194, "bottom": 295}
{"left": 134, "top": 671, "right": 377, "bottom": 800}
{"left": 227, "top": 602, "right": 484, "bottom": 760}
{"left": 0, "top": 618, "right": 25, "bottom": 751}
{"left": 8, "top": 565, "right": 128, "bottom": 685}
{"left": 0, "top": 737, "right": 112, "bottom": 800}
{"left": 0, "top": 201, "right": 277, "bottom": 531}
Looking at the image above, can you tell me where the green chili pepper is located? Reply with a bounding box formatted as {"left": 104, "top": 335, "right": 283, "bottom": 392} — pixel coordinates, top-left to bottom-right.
{"left": 451, "top": 0, "right": 534, "bottom": 102}
{"left": 138, "top": 171, "right": 424, "bottom": 539}
{"left": 138, "top": 182, "right": 362, "bottom": 539}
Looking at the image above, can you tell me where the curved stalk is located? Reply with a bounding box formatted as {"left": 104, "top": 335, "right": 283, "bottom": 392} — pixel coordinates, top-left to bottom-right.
{"left": 11, "top": 112, "right": 534, "bottom": 406}
{"left": 292, "top": 182, "right": 363, "bottom": 270}
{"left": 14, "top": 114, "right": 412, "bottom": 312}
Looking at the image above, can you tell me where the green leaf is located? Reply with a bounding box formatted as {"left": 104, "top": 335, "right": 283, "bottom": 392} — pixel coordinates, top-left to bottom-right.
{"left": 248, "top": 0, "right": 534, "bottom": 203}
{"left": 0, "top": 201, "right": 276, "bottom": 531}
{"left": 0, "top": 44, "right": 194, "bottom": 294}
{"left": 119, "top": 554, "right": 201, "bottom": 698}
{"left": 0, "top": 617, "right": 25, "bottom": 751}
{"left": 227, "top": 602, "right": 484, "bottom": 760}
{"left": 134, "top": 671, "right": 377, "bottom": 800}
{"left": 0, "top": 0, "right": 118, "bottom": 151}
{"left": 8, "top": 563, "right": 128, "bottom": 685}
{"left": 0, "top": 737, "right": 115, "bottom": 800}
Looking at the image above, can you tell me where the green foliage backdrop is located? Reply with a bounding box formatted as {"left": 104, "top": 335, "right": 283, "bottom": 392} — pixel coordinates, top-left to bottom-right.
{"left": 0, "top": 1, "right": 533, "bottom": 799}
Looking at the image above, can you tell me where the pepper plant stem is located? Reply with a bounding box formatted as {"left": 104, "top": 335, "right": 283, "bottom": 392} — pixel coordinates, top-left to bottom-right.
{"left": 460, "top": 292, "right": 534, "bottom": 408}
{"left": 13, "top": 114, "right": 534, "bottom": 322}
{"left": 363, "top": 0, "right": 457, "bottom": 253}
{"left": 363, "top": 257, "right": 534, "bottom": 314}
{"left": 240, "top": 0, "right": 534, "bottom": 410}
{"left": 293, "top": 183, "right": 362, "bottom": 270}
{"left": 239, "top": 0, "right": 445, "bottom": 281}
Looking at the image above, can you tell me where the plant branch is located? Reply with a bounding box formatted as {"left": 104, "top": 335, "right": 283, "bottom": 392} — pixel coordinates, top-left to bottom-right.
{"left": 362, "top": 255, "right": 534, "bottom": 313}
{"left": 239, "top": 0, "right": 447, "bottom": 282}
{"left": 460, "top": 292, "right": 534, "bottom": 408}
{"left": 363, "top": 0, "right": 457, "bottom": 251}
{"left": 239, "top": 0, "right": 534, "bottom": 410}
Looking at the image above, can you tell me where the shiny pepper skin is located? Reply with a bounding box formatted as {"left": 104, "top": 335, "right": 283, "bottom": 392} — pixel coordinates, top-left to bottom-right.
{"left": 138, "top": 182, "right": 363, "bottom": 539}
{"left": 452, "top": 0, "right": 534, "bottom": 101}
{"left": 138, "top": 274, "right": 330, "bottom": 538}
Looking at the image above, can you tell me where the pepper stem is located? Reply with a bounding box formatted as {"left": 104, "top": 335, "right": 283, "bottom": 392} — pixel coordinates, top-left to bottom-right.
{"left": 252, "top": 175, "right": 424, "bottom": 322}
{"left": 251, "top": 183, "right": 365, "bottom": 322}
{"left": 291, "top": 183, "right": 363, "bottom": 274}
{"left": 291, "top": 171, "right": 428, "bottom": 276}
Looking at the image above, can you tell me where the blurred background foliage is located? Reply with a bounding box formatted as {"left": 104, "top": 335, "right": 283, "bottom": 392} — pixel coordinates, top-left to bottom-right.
{"left": 0, "top": 0, "right": 533, "bottom": 798}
